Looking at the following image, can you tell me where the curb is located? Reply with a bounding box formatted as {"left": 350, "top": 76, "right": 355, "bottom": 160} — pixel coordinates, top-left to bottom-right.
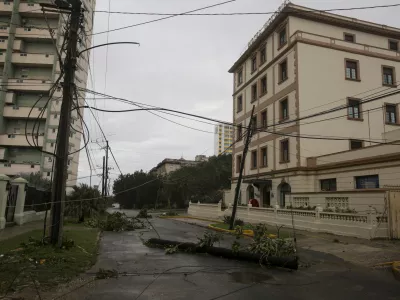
{"left": 207, "top": 224, "right": 254, "bottom": 237}
{"left": 393, "top": 261, "right": 400, "bottom": 281}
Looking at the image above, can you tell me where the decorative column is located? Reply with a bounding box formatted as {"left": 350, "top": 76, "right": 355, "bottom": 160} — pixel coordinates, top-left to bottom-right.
{"left": 12, "top": 177, "right": 28, "bottom": 226}
{"left": 0, "top": 174, "right": 10, "bottom": 229}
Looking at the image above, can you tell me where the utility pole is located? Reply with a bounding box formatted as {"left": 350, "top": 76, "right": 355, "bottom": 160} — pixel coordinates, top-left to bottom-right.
{"left": 49, "top": 0, "right": 82, "bottom": 246}
{"left": 102, "top": 156, "right": 106, "bottom": 197}
{"left": 229, "top": 105, "right": 255, "bottom": 230}
{"left": 105, "top": 140, "right": 109, "bottom": 196}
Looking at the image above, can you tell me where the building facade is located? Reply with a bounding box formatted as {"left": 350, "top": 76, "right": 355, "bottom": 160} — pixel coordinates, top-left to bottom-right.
{"left": 0, "top": 0, "right": 95, "bottom": 187}
{"left": 228, "top": 3, "right": 400, "bottom": 211}
{"left": 214, "top": 124, "right": 233, "bottom": 155}
{"left": 151, "top": 158, "right": 199, "bottom": 177}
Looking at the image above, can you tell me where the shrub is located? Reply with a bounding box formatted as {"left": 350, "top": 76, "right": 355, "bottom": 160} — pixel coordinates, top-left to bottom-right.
{"left": 223, "top": 216, "right": 244, "bottom": 226}
{"left": 197, "top": 231, "right": 223, "bottom": 248}
{"left": 100, "top": 212, "right": 145, "bottom": 232}
{"left": 165, "top": 211, "right": 178, "bottom": 216}
{"left": 137, "top": 208, "right": 152, "bottom": 219}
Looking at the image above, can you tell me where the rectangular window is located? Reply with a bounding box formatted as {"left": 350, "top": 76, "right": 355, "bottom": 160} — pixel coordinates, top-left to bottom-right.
{"left": 261, "top": 110, "right": 267, "bottom": 128}
{"left": 355, "top": 175, "right": 379, "bottom": 189}
{"left": 260, "top": 147, "right": 267, "bottom": 167}
{"left": 259, "top": 45, "right": 266, "bottom": 65}
{"left": 280, "top": 98, "right": 288, "bottom": 120}
{"left": 236, "top": 155, "right": 242, "bottom": 173}
{"left": 385, "top": 104, "right": 397, "bottom": 124}
{"left": 345, "top": 59, "right": 359, "bottom": 80}
{"left": 251, "top": 150, "right": 257, "bottom": 169}
{"left": 279, "top": 60, "right": 288, "bottom": 82}
{"left": 278, "top": 27, "right": 287, "bottom": 47}
{"left": 251, "top": 56, "right": 257, "bottom": 73}
{"left": 382, "top": 66, "right": 395, "bottom": 86}
{"left": 52, "top": 128, "right": 56, "bottom": 133}
{"left": 237, "top": 95, "right": 243, "bottom": 112}
{"left": 320, "top": 178, "right": 337, "bottom": 191}
{"left": 47, "top": 172, "right": 51, "bottom": 176}
{"left": 237, "top": 68, "right": 243, "bottom": 86}
{"left": 280, "top": 139, "right": 289, "bottom": 162}
{"left": 347, "top": 98, "right": 361, "bottom": 119}
{"left": 251, "top": 83, "right": 257, "bottom": 102}
{"left": 237, "top": 125, "right": 243, "bottom": 141}
{"left": 350, "top": 139, "right": 363, "bottom": 150}
{"left": 260, "top": 76, "right": 267, "bottom": 94}
{"left": 389, "top": 40, "right": 399, "bottom": 51}
{"left": 344, "top": 33, "right": 355, "bottom": 43}
{"left": 251, "top": 116, "right": 257, "bottom": 135}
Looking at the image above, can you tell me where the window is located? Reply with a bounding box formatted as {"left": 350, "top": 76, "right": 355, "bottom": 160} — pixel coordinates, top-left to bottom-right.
{"left": 251, "top": 150, "right": 257, "bottom": 169}
{"left": 382, "top": 66, "right": 395, "bottom": 86}
{"left": 31, "top": 164, "right": 35, "bottom": 168}
{"left": 236, "top": 95, "right": 243, "bottom": 112}
{"left": 260, "top": 76, "right": 267, "bottom": 94}
{"left": 259, "top": 45, "right": 266, "bottom": 65}
{"left": 280, "top": 139, "right": 289, "bottom": 162}
{"left": 385, "top": 104, "right": 397, "bottom": 124}
{"left": 51, "top": 143, "right": 54, "bottom": 147}
{"left": 237, "top": 68, "right": 243, "bottom": 86}
{"left": 280, "top": 98, "right": 288, "bottom": 120}
{"left": 344, "top": 33, "right": 355, "bottom": 43}
{"left": 237, "top": 126, "right": 243, "bottom": 141}
{"left": 48, "top": 157, "right": 52, "bottom": 162}
{"left": 52, "top": 128, "right": 56, "bottom": 133}
{"left": 251, "top": 56, "right": 257, "bottom": 73}
{"left": 278, "top": 26, "right": 287, "bottom": 47}
{"left": 47, "top": 172, "right": 51, "bottom": 176}
{"left": 236, "top": 155, "right": 242, "bottom": 173}
{"left": 261, "top": 110, "right": 267, "bottom": 128}
{"left": 260, "top": 147, "right": 267, "bottom": 167}
{"left": 251, "top": 83, "right": 257, "bottom": 102}
{"left": 251, "top": 116, "right": 257, "bottom": 136}
{"left": 347, "top": 98, "right": 361, "bottom": 119}
{"left": 355, "top": 175, "right": 379, "bottom": 189}
{"left": 320, "top": 178, "right": 337, "bottom": 191}
{"left": 54, "top": 114, "right": 57, "bottom": 119}
{"left": 345, "top": 59, "right": 359, "bottom": 80}
{"left": 279, "top": 60, "right": 288, "bottom": 82}
{"left": 350, "top": 140, "right": 363, "bottom": 150}
{"left": 389, "top": 40, "right": 398, "bottom": 51}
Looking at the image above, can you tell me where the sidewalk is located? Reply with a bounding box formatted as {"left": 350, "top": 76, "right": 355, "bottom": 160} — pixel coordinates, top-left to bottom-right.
{"left": 0, "top": 221, "right": 43, "bottom": 241}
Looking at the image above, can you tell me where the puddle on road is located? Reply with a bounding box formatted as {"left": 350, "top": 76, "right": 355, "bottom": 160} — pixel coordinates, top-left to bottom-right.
{"left": 229, "top": 271, "right": 273, "bottom": 284}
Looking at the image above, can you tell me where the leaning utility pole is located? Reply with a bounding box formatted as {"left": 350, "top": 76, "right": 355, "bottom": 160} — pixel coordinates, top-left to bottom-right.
{"left": 229, "top": 105, "right": 255, "bottom": 230}
{"left": 49, "top": 0, "right": 82, "bottom": 246}
{"left": 105, "top": 140, "right": 109, "bottom": 196}
{"left": 102, "top": 156, "right": 106, "bottom": 197}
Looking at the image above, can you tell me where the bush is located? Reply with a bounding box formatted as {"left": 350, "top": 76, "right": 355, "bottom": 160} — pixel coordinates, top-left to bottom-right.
{"left": 165, "top": 211, "right": 178, "bottom": 216}
{"left": 137, "top": 208, "right": 152, "bottom": 219}
{"left": 223, "top": 216, "right": 244, "bottom": 226}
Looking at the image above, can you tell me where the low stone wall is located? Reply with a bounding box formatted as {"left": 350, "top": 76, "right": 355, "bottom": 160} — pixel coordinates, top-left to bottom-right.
{"left": 188, "top": 202, "right": 389, "bottom": 239}
{"left": 15, "top": 210, "right": 49, "bottom": 225}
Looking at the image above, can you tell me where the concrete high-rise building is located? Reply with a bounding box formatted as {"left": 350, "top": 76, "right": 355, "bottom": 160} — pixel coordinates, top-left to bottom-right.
{"left": 0, "top": 0, "right": 95, "bottom": 187}
{"left": 214, "top": 124, "right": 233, "bottom": 156}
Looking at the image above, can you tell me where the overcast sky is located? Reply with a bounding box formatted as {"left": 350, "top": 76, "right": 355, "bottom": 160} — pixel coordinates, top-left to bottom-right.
{"left": 76, "top": 0, "right": 400, "bottom": 187}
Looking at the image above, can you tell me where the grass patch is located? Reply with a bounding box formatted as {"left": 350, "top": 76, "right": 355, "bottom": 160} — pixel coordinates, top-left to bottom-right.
{"left": 0, "top": 225, "right": 99, "bottom": 294}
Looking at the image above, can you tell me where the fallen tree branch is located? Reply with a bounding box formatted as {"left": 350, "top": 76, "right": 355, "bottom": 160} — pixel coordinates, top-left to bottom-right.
{"left": 146, "top": 238, "right": 298, "bottom": 270}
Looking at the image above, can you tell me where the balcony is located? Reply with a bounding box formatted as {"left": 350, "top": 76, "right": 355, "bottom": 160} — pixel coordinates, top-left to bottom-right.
{"left": 3, "top": 106, "right": 47, "bottom": 119}
{"left": 0, "top": 148, "right": 7, "bottom": 160}
{"left": 12, "top": 52, "right": 54, "bottom": 67}
{"left": 19, "top": 2, "right": 59, "bottom": 18}
{"left": 0, "top": 26, "right": 9, "bottom": 37}
{"left": 0, "top": 2, "right": 13, "bottom": 15}
{"left": 7, "top": 79, "right": 53, "bottom": 92}
{"left": 0, "top": 52, "right": 4, "bottom": 64}
{"left": 0, "top": 39, "right": 24, "bottom": 51}
{"left": 15, "top": 27, "right": 56, "bottom": 41}
{"left": 0, "top": 134, "right": 44, "bottom": 147}
{"left": 0, "top": 163, "right": 40, "bottom": 176}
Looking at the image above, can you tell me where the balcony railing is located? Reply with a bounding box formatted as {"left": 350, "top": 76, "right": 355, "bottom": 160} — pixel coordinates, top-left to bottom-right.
{"left": 3, "top": 106, "right": 47, "bottom": 119}
{"left": 12, "top": 52, "right": 54, "bottom": 66}
{"left": 0, "top": 2, "right": 13, "bottom": 14}
{"left": 15, "top": 27, "right": 56, "bottom": 40}
{"left": 0, "top": 134, "right": 44, "bottom": 147}
{"left": 7, "top": 79, "right": 53, "bottom": 92}
{"left": 19, "top": 2, "right": 59, "bottom": 18}
{"left": 0, "top": 163, "right": 40, "bottom": 176}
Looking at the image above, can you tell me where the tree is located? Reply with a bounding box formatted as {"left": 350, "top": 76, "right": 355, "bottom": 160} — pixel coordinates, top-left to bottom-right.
{"left": 65, "top": 184, "right": 103, "bottom": 222}
{"left": 19, "top": 172, "right": 51, "bottom": 190}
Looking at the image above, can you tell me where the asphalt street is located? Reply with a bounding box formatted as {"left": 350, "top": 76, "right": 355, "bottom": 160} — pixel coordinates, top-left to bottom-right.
{"left": 56, "top": 216, "right": 400, "bottom": 300}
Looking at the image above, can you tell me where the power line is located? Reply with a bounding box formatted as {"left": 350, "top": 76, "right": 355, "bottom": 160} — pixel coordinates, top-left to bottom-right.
{"left": 94, "top": 3, "right": 400, "bottom": 16}
{"left": 88, "top": 0, "right": 237, "bottom": 36}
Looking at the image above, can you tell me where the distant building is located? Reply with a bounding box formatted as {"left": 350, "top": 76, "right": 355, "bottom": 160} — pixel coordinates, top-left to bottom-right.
{"left": 195, "top": 155, "right": 208, "bottom": 162}
{"left": 214, "top": 124, "right": 233, "bottom": 155}
{"left": 151, "top": 158, "right": 199, "bottom": 177}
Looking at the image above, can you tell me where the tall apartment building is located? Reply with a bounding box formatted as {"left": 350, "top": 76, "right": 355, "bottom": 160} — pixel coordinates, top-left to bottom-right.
{"left": 227, "top": 2, "right": 400, "bottom": 209}
{"left": 0, "top": 0, "right": 95, "bottom": 187}
{"left": 214, "top": 124, "right": 233, "bottom": 155}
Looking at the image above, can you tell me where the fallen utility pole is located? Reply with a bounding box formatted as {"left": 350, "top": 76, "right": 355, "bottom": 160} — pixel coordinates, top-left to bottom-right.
{"left": 229, "top": 105, "right": 255, "bottom": 230}
{"left": 49, "top": 0, "right": 82, "bottom": 246}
